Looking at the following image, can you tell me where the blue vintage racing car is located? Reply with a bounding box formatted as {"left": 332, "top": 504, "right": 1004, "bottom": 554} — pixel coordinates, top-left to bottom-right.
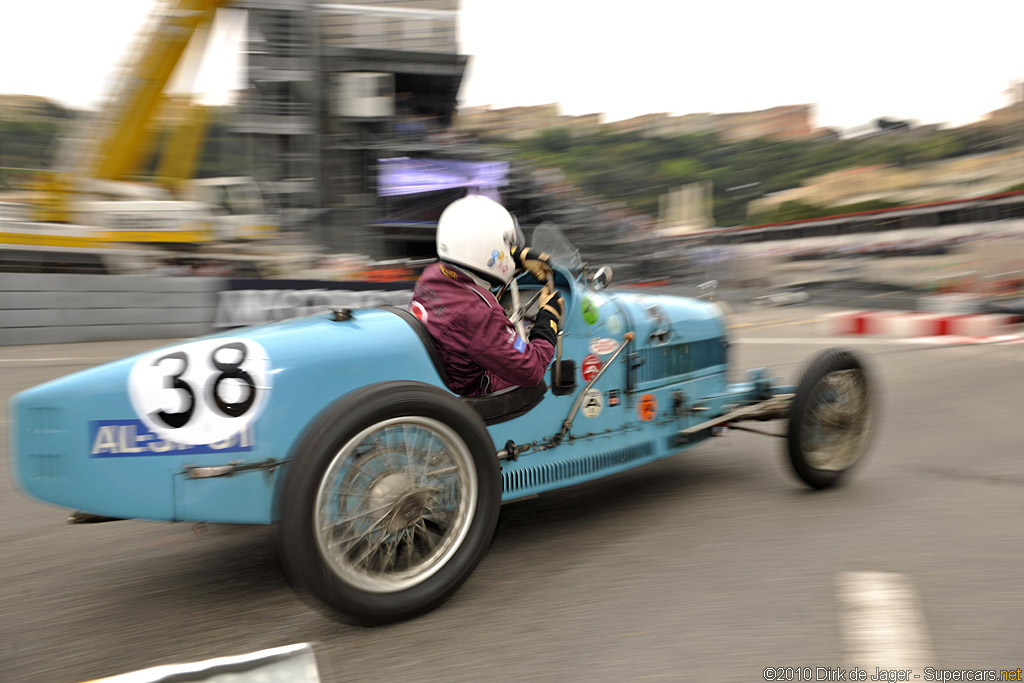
{"left": 8, "top": 224, "right": 874, "bottom": 625}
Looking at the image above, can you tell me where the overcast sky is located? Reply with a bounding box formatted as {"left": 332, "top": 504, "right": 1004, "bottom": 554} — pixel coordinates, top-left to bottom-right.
{"left": 1, "top": 0, "right": 1021, "bottom": 131}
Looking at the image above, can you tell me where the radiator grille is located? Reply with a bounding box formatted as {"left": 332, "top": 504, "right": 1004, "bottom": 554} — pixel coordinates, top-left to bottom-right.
{"left": 502, "top": 441, "right": 655, "bottom": 494}
{"left": 635, "top": 338, "right": 726, "bottom": 384}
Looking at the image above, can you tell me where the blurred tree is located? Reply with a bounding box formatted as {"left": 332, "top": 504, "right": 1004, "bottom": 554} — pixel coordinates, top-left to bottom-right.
{"left": 751, "top": 198, "right": 902, "bottom": 225}
{"left": 654, "top": 158, "right": 703, "bottom": 186}
{"left": 905, "top": 134, "right": 965, "bottom": 163}
{"left": 539, "top": 127, "right": 572, "bottom": 154}
{"left": 0, "top": 102, "right": 254, "bottom": 188}
{"left": 0, "top": 119, "right": 63, "bottom": 186}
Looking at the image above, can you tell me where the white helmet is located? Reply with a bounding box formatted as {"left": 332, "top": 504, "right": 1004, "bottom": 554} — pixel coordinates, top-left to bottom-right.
{"left": 436, "top": 195, "right": 522, "bottom": 285}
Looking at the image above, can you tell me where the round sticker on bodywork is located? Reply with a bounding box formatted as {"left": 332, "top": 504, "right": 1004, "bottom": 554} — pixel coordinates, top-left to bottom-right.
{"left": 581, "top": 297, "right": 599, "bottom": 325}
{"left": 410, "top": 300, "right": 428, "bottom": 323}
{"left": 581, "top": 354, "right": 603, "bottom": 383}
{"left": 606, "top": 313, "right": 623, "bottom": 335}
{"left": 128, "top": 337, "right": 272, "bottom": 446}
{"left": 589, "top": 337, "right": 618, "bottom": 355}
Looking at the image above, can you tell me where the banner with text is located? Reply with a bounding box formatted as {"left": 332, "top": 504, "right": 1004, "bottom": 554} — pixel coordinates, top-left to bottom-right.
{"left": 215, "top": 279, "right": 413, "bottom": 328}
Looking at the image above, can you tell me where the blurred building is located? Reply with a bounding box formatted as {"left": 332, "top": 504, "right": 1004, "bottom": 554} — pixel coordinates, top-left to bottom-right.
{"left": 980, "top": 80, "right": 1024, "bottom": 131}
{"left": 319, "top": 0, "right": 459, "bottom": 53}
{"left": 232, "top": 0, "right": 473, "bottom": 256}
{"left": 453, "top": 104, "right": 603, "bottom": 139}
{"left": 658, "top": 181, "right": 714, "bottom": 235}
{"left": 715, "top": 105, "right": 816, "bottom": 142}
{"left": 604, "top": 106, "right": 817, "bottom": 142}
{"left": 232, "top": 0, "right": 320, "bottom": 236}
{"left": 654, "top": 113, "right": 721, "bottom": 137}
{"left": 606, "top": 112, "right": 674, "bottom": 135}
{"left": 562, "top": 113, "right": 604, "bottom": 135}
{"left": 455, "top": 102, "right": 817, "bottom": 142}
{"left": 1012, "top": 80, "right": 1024, "bottom": 105}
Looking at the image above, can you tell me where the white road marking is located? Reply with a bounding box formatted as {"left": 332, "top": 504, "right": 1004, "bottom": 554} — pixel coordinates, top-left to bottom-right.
{"left": 753, "top": 318, "right": 826, "bottom": 330}
{"left": 893, "top": 334, "right": 1024, "bottom": 346}
{"left": 837, "top": 571, "right": 935, "bottom": 676}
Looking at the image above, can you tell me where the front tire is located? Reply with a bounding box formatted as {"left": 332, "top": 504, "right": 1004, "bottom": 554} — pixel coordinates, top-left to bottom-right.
{"left": 278, "top": 382, "right": 500, "bottom": 625}
{"left": 786, "top": 348, "right": 873, "bottom": 489}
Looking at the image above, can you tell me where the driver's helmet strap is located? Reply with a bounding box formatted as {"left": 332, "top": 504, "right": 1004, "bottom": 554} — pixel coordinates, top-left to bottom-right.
{"left": 444, "top": 262, "right": 497, "bottom": 290}
{"left": 442, "top": 263, "right": 496, "bottom": 308}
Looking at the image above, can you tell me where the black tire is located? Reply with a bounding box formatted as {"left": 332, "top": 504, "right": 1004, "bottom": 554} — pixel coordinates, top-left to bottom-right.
{"left": 277, "top": 381, "right": 500, "bottom": 625}
{"left": 786, "top": 347, "right": 874, "bottom": 489}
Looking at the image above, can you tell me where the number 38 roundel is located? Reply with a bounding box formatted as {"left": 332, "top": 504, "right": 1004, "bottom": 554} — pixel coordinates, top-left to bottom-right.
{"left": 127, "top": 338, "right": 272, "bottom": 446}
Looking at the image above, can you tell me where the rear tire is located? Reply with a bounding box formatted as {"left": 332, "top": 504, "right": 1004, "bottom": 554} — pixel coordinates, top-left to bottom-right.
{"left": 786, "top": 348, "right": 873, "bottom": 489}
{"left": 277, "top": 381, "right": 500, "bottom": 625}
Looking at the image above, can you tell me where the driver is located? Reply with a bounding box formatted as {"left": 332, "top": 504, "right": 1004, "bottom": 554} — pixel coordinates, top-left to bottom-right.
{"left": 411, "top": 195, "right": 564, "bottom": 396}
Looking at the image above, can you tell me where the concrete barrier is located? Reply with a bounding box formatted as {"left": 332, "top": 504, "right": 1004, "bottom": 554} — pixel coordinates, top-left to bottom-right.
{"left": 0, "top": 273, "right": 222, "bottom": 346}
{"left": 0, "top": 274, "right": 415, "bottom": 346}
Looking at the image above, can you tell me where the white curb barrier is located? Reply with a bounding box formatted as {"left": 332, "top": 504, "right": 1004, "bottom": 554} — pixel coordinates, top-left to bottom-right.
{"left": 826, "top": 310, "right": 1021, "bottom": 338}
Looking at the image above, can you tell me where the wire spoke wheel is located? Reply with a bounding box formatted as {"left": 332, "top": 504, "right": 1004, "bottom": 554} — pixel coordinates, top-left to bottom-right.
{"left": 278, "top": 381, "right": 500, "bottom": 625}
{"left": 801, "top": 368, "right": 871, "bottom": 471}
{"left": 314, "top": 417, "right": 477, "bottom": 593}
{"left": 787, "top": 348, "right": 875, "bottom": 489}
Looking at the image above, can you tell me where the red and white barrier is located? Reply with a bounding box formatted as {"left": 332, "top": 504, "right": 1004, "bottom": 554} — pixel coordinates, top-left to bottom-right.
{"left": 827, "top": 310, "right": 1021, "bottom": 338}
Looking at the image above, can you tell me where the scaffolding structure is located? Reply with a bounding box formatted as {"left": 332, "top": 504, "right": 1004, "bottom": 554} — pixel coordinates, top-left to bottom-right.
{"left": 232, "top": 0, "right": 475, "bottom": 257}
{"left": 232, "top": 0, "right": 655, "bottom": 274}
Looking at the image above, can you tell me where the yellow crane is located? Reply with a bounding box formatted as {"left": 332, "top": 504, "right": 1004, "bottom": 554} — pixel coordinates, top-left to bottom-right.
{"left": 155, "top": 95, "right": 212, "bottom": 189}
{"left": 80, "top": 0, "right": 221, "bottom": 186}
{"left": 28, "top": 0, "right": 275, "bottom": 244}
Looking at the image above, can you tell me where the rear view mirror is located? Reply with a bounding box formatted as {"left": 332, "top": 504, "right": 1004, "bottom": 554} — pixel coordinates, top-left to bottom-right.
{"left": 697, "top": 280, "right": 718, "bottom": 300}
{"left": 592, "top": 265, "right": 613, "bottom": 291}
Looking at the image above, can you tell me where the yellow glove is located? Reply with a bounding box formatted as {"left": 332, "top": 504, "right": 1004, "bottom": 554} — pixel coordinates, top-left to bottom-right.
{"left": 510, "top": 245, "right": 553, "bottom": 283}
{"left": 537, "top": 284, "right": 564, "bottom": 321}
{"left": 529, "top": 285, "right": 564, "bottom": 346}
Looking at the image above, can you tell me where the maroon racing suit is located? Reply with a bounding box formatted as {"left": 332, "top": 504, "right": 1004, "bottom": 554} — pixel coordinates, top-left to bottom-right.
{"left": 411, "top": 262, "right": 555, "bottom": 396}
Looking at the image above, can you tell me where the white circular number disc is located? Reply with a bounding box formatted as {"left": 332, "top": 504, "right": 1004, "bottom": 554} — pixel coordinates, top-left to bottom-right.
{"left": 128, "top": 337, "right": 272, "bottom": 445}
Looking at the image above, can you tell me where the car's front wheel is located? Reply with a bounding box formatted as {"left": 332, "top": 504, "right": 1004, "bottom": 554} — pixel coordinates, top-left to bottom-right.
{"left": 277, "top": 382, "right": 500, "bottom": 625}
{"left": 786, "top": 347, "right": 874, "bottom": 489}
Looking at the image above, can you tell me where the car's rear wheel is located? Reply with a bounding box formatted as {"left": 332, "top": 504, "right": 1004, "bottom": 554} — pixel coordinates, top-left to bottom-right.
{"left": 786, "top": 347, "right": 874, "bottom": 489}
{"left": 278, "top": 382, "right": 500, "bottom": 625}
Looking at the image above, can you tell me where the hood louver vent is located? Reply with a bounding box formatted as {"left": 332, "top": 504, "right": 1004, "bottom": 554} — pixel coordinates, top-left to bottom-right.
{"left": 635, "top": 338, "right": 726, "bottom": 385}
{"left": 502, "top": 441, "right": 655, "bottom": 494}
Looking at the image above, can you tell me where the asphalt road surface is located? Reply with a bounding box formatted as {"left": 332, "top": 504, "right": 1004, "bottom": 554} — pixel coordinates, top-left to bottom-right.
{"left": 2, "top": 308, "right": 1022, "bottom": 682}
